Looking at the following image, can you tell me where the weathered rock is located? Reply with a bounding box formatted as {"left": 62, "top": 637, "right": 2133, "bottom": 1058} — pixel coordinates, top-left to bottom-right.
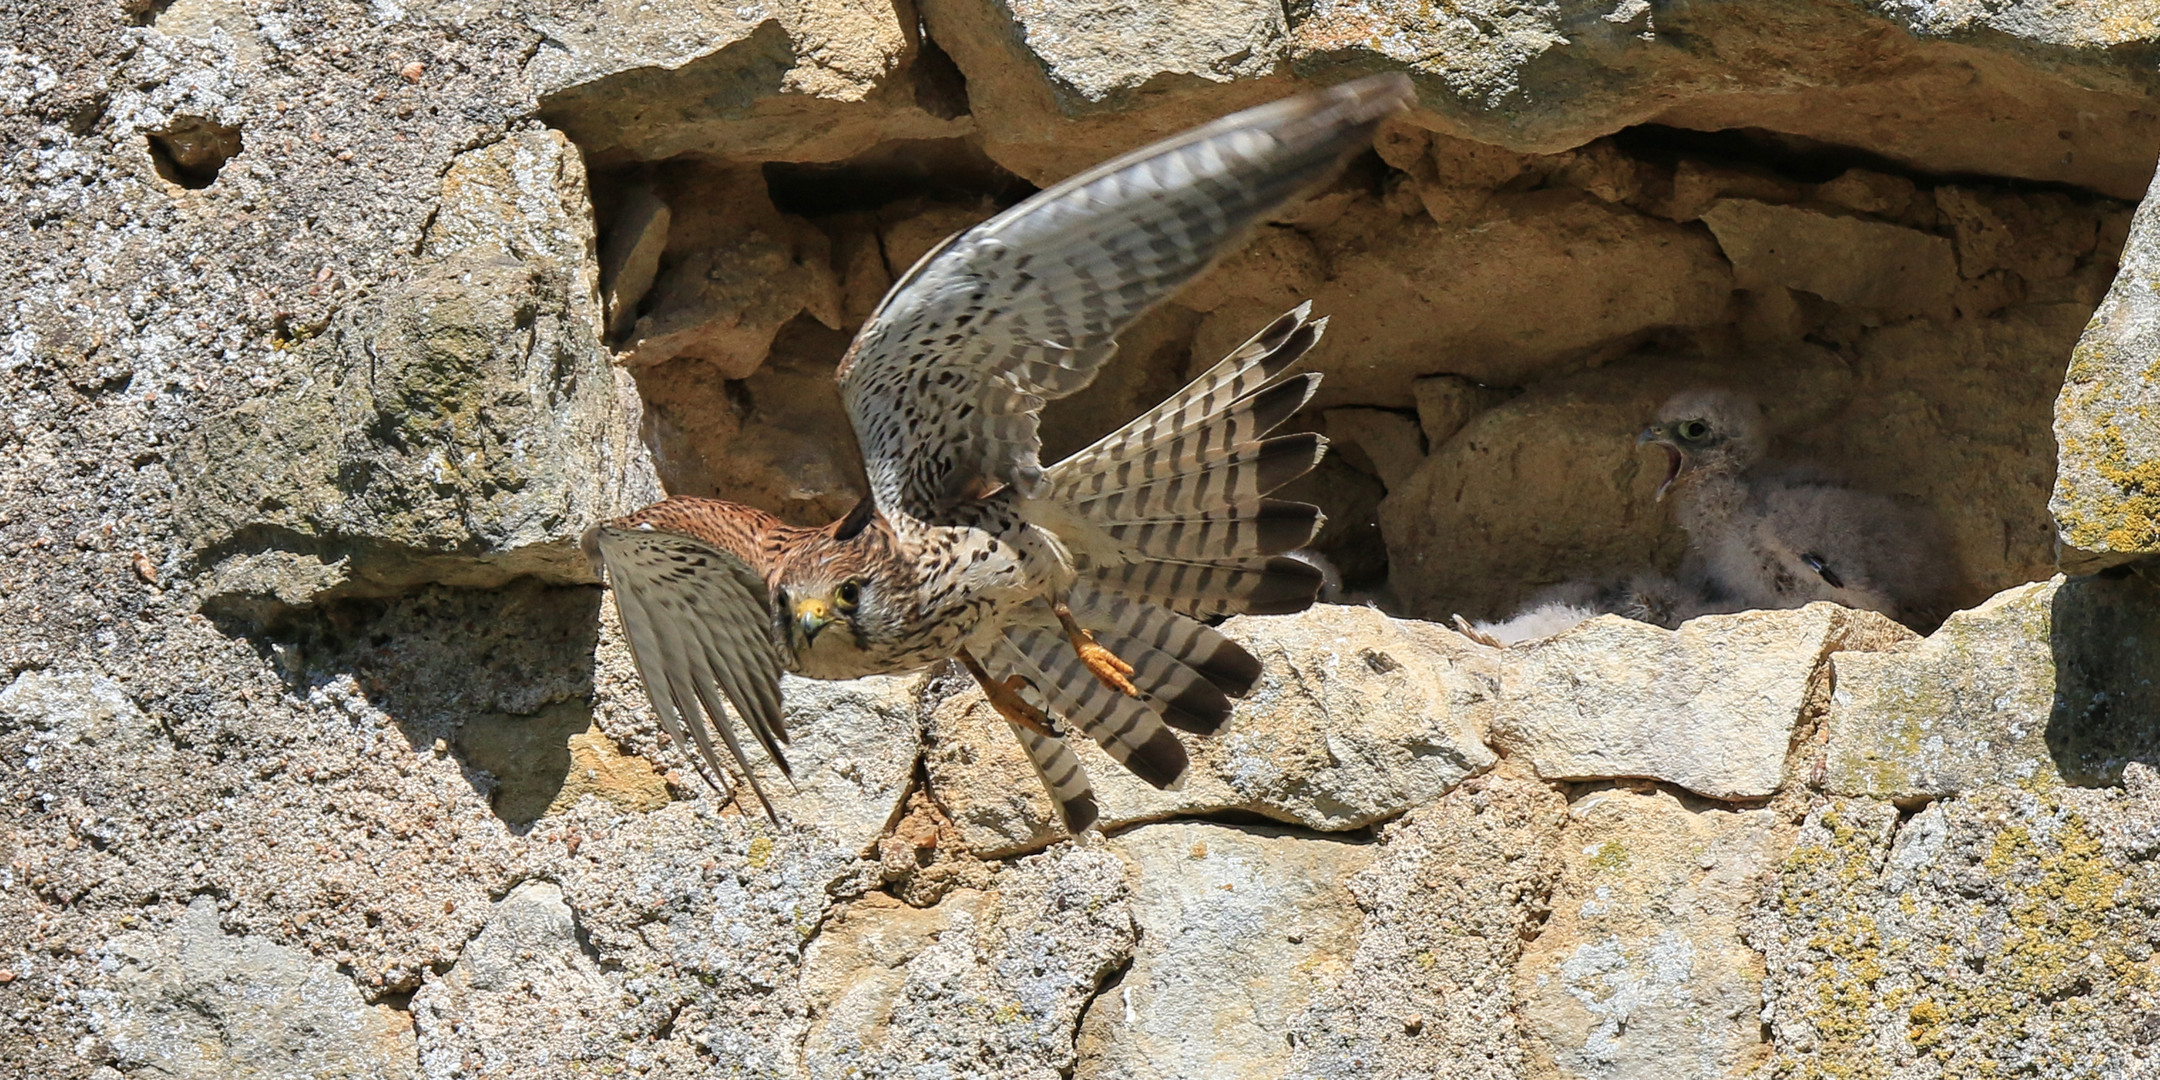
{"left": 1827, "top": 571, "right": 2160, "bottom": 801}
{"left": 1824, "top": 578, "right": 2058, "bottom": 802}
{"left": 616, "top": 164, "right": 843, "bottom": 376}
{"left": 1700, "top": 199, "right": 1959, "bottom": 321}
{"left": 798, "top": 846, "right": 1136, "bottom": 1080}
{"left": 1303, "top": 2, "right": 2160, "bottom": 198}
{"left": 547, "top": 799, "right": 872, "bottom": 1075}
{"left": 634, "top": 316, "right": 867, "bottom": 525}
{"left": 1265, "top": 191, "right": 1734, "bottom": 406}
{"left": 925, "top": 604, "right": 1498, "bottom": 856}
{"left": 1754, "top": 784, "right": 2160, "bottom": 1075}
{"left": 916, "top": 0, "right": 1293, "bottom": 182}
{"left": 746, "top": 673, "right": 923, "bottom": 854}
{"left": 2053, "top": 163, "right": 2160, "bottom": 572}
{"left": 174, "top": 133, "right": 657, "bottom": 610}
{"left": 1492, "top": 604, "right": 1915, "bottom": 800}
{"left": 528, "top": 0, "right": 968, "bottom": 165}
{"left": 178, "top": 243, "right": 654, "bottom": 603}
{"left": 1325, "top": 406, "right": 1425, "bottom": 490}
{"left": 411, "top": 881, "right": 622, "bottom": 1077}
{"left": 1516, "top": 788, "right": 1781, "bottom": 1078}
{"left": 92, "top": 900, "right": 419, "bottom": 1080}
{"left": 1286, "top": 775, "right": 1568, "bottom": 1080}
{"left": 1412, "top": 373, "right": 1514, "bottom": 449}
{"left": 1075, "top": 822, "right": 1375, "bottom": 1080}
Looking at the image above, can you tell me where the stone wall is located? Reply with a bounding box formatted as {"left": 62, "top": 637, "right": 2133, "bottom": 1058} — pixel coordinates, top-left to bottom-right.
{"left": 6, "top": 1, "right": 2160, "bottom": 1077}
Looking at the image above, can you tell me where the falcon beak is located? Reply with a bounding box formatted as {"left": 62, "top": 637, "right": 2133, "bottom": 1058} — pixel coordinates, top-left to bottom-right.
{"left": 1638, "top": 427, "right": 1684, "bottom": 501}
{"left": 795, "top": 598, "right": 833, "bottom": 645}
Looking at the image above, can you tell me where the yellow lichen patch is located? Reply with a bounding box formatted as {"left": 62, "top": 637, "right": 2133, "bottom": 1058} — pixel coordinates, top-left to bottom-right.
{"left": 1587, "top": 840, "right": 1630, "bottom": 873}
{"left": 2057, "top": 420, "right": 2160, "bottom": 554}
{"left": 747, "top": 835, "right": 775, "bottom": 870}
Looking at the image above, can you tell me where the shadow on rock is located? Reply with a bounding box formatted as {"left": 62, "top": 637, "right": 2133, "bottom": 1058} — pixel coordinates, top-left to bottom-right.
{"left": 234, "top": 580, "right": 609, "bottom": 830}
{"left": 2047, "top": 567, "right": 2160, "bottom": 785}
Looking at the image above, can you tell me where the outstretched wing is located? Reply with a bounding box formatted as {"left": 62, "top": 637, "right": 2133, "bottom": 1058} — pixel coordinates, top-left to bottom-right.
{"left": 838, "top": 73, "right": 1414, "bottom": 522}
{"left": 586, "top": 511, "right": 792, "bottom": 820}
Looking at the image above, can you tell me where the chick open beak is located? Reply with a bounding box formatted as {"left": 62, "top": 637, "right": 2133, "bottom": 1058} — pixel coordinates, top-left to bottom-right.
{"left": 795, "top": 597, "right": 833, "bottom": 644}
{"left": 1638, "top": 427, "right": 1684, "bottom": 502}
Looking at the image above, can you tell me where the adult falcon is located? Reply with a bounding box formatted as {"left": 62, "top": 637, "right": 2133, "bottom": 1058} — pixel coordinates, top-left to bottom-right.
{"left": 585, "top": 74, "right": 1413, "bottom": 831}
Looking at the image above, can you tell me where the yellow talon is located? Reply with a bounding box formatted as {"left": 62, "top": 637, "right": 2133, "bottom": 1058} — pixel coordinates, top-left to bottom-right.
{"left": 1056, "top": 602, "right": 1139, "bottom": 697}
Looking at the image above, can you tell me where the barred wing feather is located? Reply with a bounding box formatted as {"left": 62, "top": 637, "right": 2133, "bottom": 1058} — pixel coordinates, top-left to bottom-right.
{"left": 837, "top": 74, "right": 1413, "bottom": 522}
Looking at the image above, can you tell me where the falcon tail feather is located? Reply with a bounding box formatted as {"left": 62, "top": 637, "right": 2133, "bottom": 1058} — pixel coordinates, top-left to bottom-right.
{"left": 1006, "top": 715, "right": 1101, "bottom": 834}
{"left": 992, "top": 629, "right": 1191, "bottom": 790}
{"left": 1042, "top": 303, "right": 1332, "bottom": 620}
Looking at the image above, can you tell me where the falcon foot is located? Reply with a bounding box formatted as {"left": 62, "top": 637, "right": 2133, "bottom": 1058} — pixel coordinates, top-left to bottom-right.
{"left": 1055, "top": 601, "right": 1139, "bottom": 697}
{"left": 957, "top": 648, "right": 1062, "bottom": 739}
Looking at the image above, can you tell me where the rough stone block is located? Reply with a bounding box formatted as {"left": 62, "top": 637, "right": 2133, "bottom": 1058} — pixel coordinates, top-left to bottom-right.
{"left": 1754, "top": 784, "right": 2160, "bottom": 1073}
{"left": 94, "top": 901, "right": 419, "bottom": 1080}
{"left": 1492, "top": 604, "right": 1914, "bottom": 799}
{"left": 528, "top": 0, "right": 968, "bottom": 164}
{"left": 1516, "top": 788, "right": 1780, "bottom": 1078}
{"left": 926, "top": 604, "right": 1499, "bottom": 856}
{"left": 2052, "top": 162, "right": 2160, "bottom": 572}
{"left": 796, "top": 847, "right": 1135, "bottom": 1079}
{"left": 1076, "top": 822, "right": 1375, "bottom": 1080}
{"left": 1285, "top": 775, "right": 1567, "bottom": 1080}
{"left": 1827, "top": 572, "right": 2160, "bottom": 800}
{"left": 1701, "top": 198, "right": 1959, "bottom": 320}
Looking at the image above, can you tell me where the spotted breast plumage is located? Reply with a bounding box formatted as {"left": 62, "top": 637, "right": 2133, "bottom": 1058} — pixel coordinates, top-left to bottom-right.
{"left": 584, "top": 74, "right": 1414, "bottom": 830}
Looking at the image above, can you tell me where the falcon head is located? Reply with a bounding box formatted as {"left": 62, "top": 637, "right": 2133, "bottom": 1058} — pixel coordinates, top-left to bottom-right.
{"left": 1638, "top": 390, "right": 1766, "bottom": 500}
{"left": 774, "top": 499, "right": 907, "bottom": 672}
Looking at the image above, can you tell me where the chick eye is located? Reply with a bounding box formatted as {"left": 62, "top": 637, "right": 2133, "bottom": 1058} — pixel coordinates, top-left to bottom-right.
{"left": 835, "top": 580, "right": 862, "bottom": 609}
{"left": 1678, "top": 419, "right": 1710, "bottom": 442}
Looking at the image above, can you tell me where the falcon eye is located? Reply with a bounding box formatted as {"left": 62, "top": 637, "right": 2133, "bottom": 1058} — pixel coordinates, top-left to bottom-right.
{"left": 1677, "top": 419, "right": 1711, "bottom": 442}
{"left": 835, "top": 580, "right": 863, "bottom": 610}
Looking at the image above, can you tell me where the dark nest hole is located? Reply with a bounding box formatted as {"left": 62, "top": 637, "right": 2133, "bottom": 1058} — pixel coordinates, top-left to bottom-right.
{"left": 149, "top": 116, "right": 243, "bottom": 189}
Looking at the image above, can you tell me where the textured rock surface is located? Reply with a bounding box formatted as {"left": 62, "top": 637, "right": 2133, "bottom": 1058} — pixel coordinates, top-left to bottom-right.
{"left": 797, "top": 846, "right": 1136, "bottom": 1080}
{"left": 1075, "top": 823, "right": 1375, "bottom": 1080}
{"left": 1516, "top": 788, "right": 1781, "bottom": 1079}
{"left": 2053, "top": 163, "right": 2160, "bottom": 572}
{"left": 1493, "top": 605, "right": 1915, "bottom": 799}
{"left": 1286, "top": 775, "right": 1568, "bottom": 1080}
{"left": 925, "top": 604, "right": 1499, "bottom": 855}
{"left": 1754, "top": 786, "right": 2160, "bottom": 1077}
{"left": 1828, "top": 571, "right": 2160, "bottom": 801}
{"left": 10, "top": 0, "right": 2160, "bottom": 1076}
{"left": 92, "top": 900, "right": 419, "bottom": 1080}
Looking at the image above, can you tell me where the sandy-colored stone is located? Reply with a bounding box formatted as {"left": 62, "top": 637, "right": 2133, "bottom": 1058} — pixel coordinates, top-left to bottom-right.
{"left": 926, "top": 605, "right": 1498, "bottom": 856}
{"left": 1075, "top": 822, "right": 1375, "bottom": 1080}
{"left": 1493, "top": 604, "right": 1915, "bottom": 800}
{"left": 616, "top": 164, "right": 843, "bottom": 377}
{"left": 748, "top": 673, "right": 923, "bottom": 854}
{"left": 1701, "top": 199, "right": 1959, "bottom": 321}
{"left": 917, "top": 0, "right": 1293, "bottom": 182}
{"left": 528, "top": 0, "right": 967, "bottom": 165}
{"left": 2053, "top": 161, "right": 2160, "bottom": 572}
{"left": 1517, "top": 788, "right": 1781, "bottom": 1079}
{"left": 1412, "top": 374, "right": 1513, "bottom": 449}
{"left": 1325, "top": 406, "right": 1425, "bottom": 490}
{"left": 1278, "top": 191, "right": 1734, "bottom": 406}
{"left": 1287, "top": 775, "right": 1568, "bottom": 1080}
{"left": 173, "top": 133, "right": 657, "bottom": 608}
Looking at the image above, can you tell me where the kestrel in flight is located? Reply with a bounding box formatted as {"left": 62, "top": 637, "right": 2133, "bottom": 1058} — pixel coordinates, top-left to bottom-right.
{"left": 585, "top": 74, "right": 1414, "bottom": 831}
